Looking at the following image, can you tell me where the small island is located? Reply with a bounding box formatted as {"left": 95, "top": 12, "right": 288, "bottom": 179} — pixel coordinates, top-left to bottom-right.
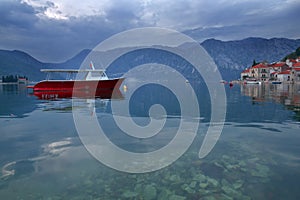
{"left": 0, "top": 75, "right": 28, "bottom": 85}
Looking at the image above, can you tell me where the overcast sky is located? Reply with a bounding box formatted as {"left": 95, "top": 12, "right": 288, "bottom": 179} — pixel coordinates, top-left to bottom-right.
{"left": 0, "top": 0, "right": 299, "bottom": 62}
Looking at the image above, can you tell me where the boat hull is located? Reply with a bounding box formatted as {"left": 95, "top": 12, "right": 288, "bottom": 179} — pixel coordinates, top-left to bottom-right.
{"left": 271, "top": 81, "right": 282, "bottom": 84}
{"left": 30, "top": 78, "right": 124, "bottom": 99}
{"left": 244, "top": 81, "right": 261, "bottom": 84}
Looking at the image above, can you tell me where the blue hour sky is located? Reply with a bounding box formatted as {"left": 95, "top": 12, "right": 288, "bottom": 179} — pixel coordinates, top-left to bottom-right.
{"left": 0, "top": 0, "right": 299, "bottom": 62}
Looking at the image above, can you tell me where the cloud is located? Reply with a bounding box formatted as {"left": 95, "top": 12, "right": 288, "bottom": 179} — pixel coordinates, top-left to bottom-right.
{"left": 21, "top": 0, "right": 111, "bottom": 19}
{"left": 0, "top": 0, "right": 299, "bottom": 62}
{"left": 0, "top": 0, "right": 38, "bottom": 28}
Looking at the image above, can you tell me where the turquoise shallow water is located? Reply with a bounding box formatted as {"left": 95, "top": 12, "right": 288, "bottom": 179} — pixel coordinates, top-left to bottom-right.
{"left": 0, "top": 83, "right": 300, "bottom": 200}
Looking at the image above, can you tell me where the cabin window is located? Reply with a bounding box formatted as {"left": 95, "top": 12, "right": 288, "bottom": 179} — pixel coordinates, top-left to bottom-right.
{"left": 90, "top": 72, "right": 101, "bottom": 77}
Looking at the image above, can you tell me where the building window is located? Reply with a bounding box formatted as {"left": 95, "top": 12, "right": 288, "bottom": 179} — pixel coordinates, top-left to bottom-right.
{"left": 261, "top": 69, "right": 267, "bottom": 73}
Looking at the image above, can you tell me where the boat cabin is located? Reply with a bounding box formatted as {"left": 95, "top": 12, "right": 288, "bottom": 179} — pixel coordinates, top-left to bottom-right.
{"left": 40, "top": 69, "right": 109, "bottom": 81}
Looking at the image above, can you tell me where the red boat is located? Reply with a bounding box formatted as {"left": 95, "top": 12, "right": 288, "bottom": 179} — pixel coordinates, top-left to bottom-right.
{"left": 28, "top": 64, "right": 124, "bottom": 99}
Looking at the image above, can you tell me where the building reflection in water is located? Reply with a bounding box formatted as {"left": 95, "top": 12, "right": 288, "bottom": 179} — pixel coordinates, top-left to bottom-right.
{"left": 241, "top": 83, "right": 300, "bottom": 120}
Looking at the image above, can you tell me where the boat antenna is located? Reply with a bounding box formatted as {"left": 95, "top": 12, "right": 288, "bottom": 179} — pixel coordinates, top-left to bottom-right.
{"left": 89, "top": 61, "right": 95, "bottom": 70}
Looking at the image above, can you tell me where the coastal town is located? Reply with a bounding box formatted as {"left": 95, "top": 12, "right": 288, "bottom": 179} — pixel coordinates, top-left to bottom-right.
{"left": 240, "top": 57, "right": 300, "bottom": 84}
{"left": 239, "top": 55, "right": 300, "bottom": 117}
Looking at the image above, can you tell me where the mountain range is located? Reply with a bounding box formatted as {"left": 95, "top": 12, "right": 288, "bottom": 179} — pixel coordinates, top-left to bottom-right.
{"left": 201, "top": 37, "right": 300, "bottom": 79}
{"left": 1, "top": 37, "right": 300, "bottom": 81}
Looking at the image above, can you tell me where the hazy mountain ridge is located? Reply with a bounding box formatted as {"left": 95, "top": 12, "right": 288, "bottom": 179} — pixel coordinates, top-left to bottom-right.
{"left": 201, "top": 37, "right": 300, "bottom": 70}
{"left": 1, "top": 37, "right": 300, "bottom": 81}
{"left": 56, "top": 49, "right": 92, "bottom": 69}
{"left": 0, "top": 50, "right": 49, "bottom": 80}
{"left": 0, "top": 49, "right": 92, "bottom": 81}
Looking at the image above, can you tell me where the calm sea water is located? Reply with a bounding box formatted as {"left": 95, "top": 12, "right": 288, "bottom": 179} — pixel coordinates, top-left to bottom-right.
{"left": 0, "top": 82, "right": 300, "bottom": 200}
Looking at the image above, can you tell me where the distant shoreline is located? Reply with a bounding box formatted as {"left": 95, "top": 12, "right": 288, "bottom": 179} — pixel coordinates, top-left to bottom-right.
{"left": 231, "top": 80, "right": 300, "bottom": 85}
{"left": 0, "top": 82, "right": 27, "bottom": 85}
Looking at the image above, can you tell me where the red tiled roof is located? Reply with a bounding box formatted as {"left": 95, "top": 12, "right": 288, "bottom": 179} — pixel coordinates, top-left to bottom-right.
{"left": 271, "top": 71, "right": 278, "bottom": 75}
{"left": 293, "top": 62, "right": 300, "bottom": 67}
{"left": 241, "top": 68, "right": 250, "bottom": 73}
{"left": 278, "top": 70, "right": 290, "bottom": 75}
{"left": 252, "top": 63, "right": 268, "bottom": 68}
{"left": 269, "top": 62, "right": 286, "bottom": 68}
{"left": 294, "top": 67, "right": 300, "bottom": 71}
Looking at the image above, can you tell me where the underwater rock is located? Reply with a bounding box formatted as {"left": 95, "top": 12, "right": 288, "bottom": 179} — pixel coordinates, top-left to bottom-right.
{"left": 181, "top": 183, "right": 195, "bottom": 194}
{"left": 143, "top": 184, "right": 157, "bottom": 200}
{"left": 134, "top": 183, "right": 143, "bottom": 193}
{"left": 221, "top": 179, "right": 243, "bottom": 197}
{"left": 207, "top": 177, "right": 219, "bottom": 187}
{"left": 122, "top": 191, "right": 138, "bottom": 199}
{"left": 83, "top": 179, "right": 93, "bottom": 187}
{"left": 222, "top": 155, "right": 231, "bottom": 161}
{"left": 104, "top": 184, "right": 112, "bottom": 193}
{"left": 213, "top": 161, "right": 224, "bottom": 169}
{"left": 225, "top": 164, "right": 240, "bottom": 171}
{"left": 240, "top": 168, "right": 247, "bottom": 173}
{"left": 158, "top": 188, "right": 173, "bottom": 200}
{"left": 189, "top": 181, "right": 197, "bottom": 188}
{"left": 221, "top": 182, "right": 250, "bottom": 200}
{"left": 221, "top": 185, "right": 236, "bottom": 196}
{"left": 202, "top": 196, "right": 217, "bottom": 200}
{"left": 221, "top": 179, "right": 230, "bottom": 187}
{"left": 233, "top": 180, "right": 244, "bottom": 189}
{"left": 131, "top": 175, "right": 137, "bottom": 179}
{"left": 238, "top": 160, "right": 246, "bottom": 167}
{"left": 220, "top": 194, "right": 234, "bottom": 200}
{"left": 256, "top": 164, "right": 269, "bottom": 173}
{"left": 168, "top": 194, "right": 186, "bottom": 200}
{"left": 136, "top": 175, "right": 145, "bottom": 184}
{"left": 239, "top": 195, "right": 251, "bottom": 200}
{"left": 199, "top": 182, "right": 208, "bottom": 189}
{"left": 169, "top": 174, "right": 181, "bottom": 182}
{"left": 247, "top": 157, "right": 260, "bottom": 163}
{"left": 198, "top": 189, "right": 211, "bottom": 195}
{"left": 251, "top": 163, "right": 270, "bottom": 178}
{"left": 193, "top": 173, "right": 206, "bottom": 182}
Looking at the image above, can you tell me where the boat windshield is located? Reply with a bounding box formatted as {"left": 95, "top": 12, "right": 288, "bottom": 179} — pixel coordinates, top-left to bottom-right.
{"left": 41, "top": 69, "right": 108, "bottom": 81}
{"left": 45, "top": 71, "right": 77, "bottom": 80}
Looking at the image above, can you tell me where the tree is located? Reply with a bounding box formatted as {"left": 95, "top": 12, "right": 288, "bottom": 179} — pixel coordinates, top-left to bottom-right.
{"left": 282, "top": 46, "right": 300, "bottom": 61}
